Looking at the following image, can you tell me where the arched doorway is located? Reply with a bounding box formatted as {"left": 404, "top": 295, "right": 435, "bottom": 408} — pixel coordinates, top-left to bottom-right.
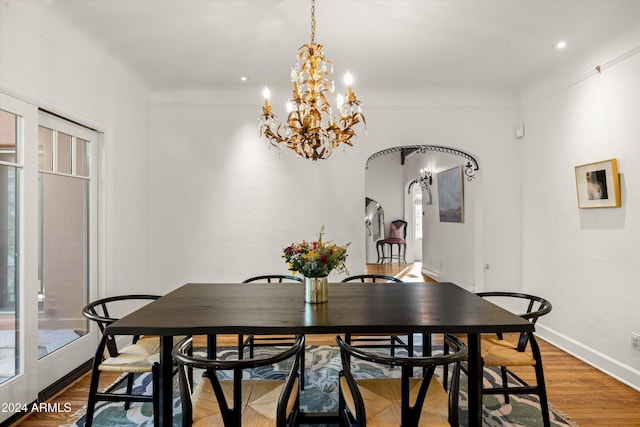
{"left": 364, "top": 145, "right": 481, "bottom": 290}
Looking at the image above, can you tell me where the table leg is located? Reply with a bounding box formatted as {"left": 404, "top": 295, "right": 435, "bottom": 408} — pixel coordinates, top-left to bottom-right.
{"left": 207, "top": 334, "right": 217, "bottom": 359}
{"left": 467, "top": 333, "right": 482, "bottom": 427}
{"left": 159, "top": 336, "right": 174, "bottom": 427}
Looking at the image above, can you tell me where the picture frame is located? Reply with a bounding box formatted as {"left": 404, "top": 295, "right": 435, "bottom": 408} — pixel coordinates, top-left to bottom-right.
{"left": 437, "top": 166, "right": 464, "bottom": 222}
{"left": 574, "top": 158, "right": 621, "bottom": 208}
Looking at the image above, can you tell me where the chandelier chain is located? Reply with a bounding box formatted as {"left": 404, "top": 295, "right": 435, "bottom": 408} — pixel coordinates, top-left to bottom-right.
{"left": 310, "top": 0, "right": 316, "bottom": 45}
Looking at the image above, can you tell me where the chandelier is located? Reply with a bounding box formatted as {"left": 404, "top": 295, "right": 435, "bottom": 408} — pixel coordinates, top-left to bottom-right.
{"left": 259, "top": 0, "right": 365, "bottom": 161}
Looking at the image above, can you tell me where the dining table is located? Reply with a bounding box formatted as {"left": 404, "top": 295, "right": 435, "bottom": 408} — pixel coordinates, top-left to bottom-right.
{"left": 105, "top": 281, "right": 534, "bottom": 427}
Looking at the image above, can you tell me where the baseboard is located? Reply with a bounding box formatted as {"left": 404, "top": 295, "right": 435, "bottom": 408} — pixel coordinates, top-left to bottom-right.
{"left": 40, "top": 358, "right": 93, "bottom": 401}
{"left": 536, "top": 324, "right": 640, "bottom": 392}
{"left": 421, "top": 265, "right": 440, "bottom": 281}
{"left": 0, "top": 359, "right": 93, "bottom": 427}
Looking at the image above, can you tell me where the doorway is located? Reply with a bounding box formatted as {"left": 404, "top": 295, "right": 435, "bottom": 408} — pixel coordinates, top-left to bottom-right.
{"left": 364, "top": 145, "right": 480, "bottom": 289}
{"left": 0, "top": 95, "right": 99, "bottom": 423}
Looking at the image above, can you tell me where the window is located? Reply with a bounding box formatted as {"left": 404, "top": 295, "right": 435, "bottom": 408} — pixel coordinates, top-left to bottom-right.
{"left": 37, "top": 116, "right": 92, "bottom": 358}
{"left": 414, "top": 191, "right": 422, "bottom": 240}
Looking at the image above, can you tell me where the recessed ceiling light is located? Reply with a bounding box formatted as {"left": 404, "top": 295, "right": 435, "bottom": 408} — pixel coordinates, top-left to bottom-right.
{"left": 240, "top": 76, "right": 249, "bottom": 82}
{"left": 553, "top": 41, "right": 567, "bottom": 50}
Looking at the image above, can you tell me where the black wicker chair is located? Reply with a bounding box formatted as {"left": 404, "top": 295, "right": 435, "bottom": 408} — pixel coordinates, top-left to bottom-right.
{"left": 340, "top": 275, "right": 414, "bottom": 356}
{"left": 242, "top": 274, "right": 306, "bottom": 389}
{"left": 474, "top": 291, "right": 553, "bottom": 427}
{"left": 82, "top": 295, "right": 164, "bottom": 427}
{"left": 337, "top": 334, "right": 467, "bottom": 427}
{"left": 173, "top": 334, "right": 304, "bottom": 426}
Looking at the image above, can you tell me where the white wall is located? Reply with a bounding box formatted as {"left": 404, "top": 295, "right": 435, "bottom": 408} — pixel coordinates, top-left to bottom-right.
{"left": 365, "top": 153, "right": 405, "bottom": 264}
{"left": 520, "top": 40, "right": 640, "bottom": 389}
{"left": 149, "top": 92, "right": 521, "bottom": 296}
{"left": 0, "top": 1, "right": 153, "bottom": 298}
{"left": 149, "top": 103, "right": 365, "bottom": 286}
{"left": 411, "top": 151, "right": 477, "bottom": 288}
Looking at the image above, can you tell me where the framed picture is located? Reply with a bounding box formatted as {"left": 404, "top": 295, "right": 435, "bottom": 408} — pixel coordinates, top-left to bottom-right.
{"left": 574, "top": 158, "right": 621, "bottom": 208}
{"left": 437, "top": 166, "right": 464, "bottom": 222}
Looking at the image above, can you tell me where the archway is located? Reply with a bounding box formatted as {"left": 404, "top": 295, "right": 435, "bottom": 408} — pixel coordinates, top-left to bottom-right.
{"left": 364, "top": 145, "right": 481, "bottom": 290}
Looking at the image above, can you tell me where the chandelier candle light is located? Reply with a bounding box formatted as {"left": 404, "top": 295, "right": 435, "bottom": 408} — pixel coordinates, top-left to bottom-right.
{"left": 259, "top": 0, "right": 366, "bottom": 161}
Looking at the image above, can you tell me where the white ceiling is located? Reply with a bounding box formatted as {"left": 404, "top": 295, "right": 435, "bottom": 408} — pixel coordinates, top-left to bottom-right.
{"left": 43, "top": 0, "right": 640, "bottom": 95}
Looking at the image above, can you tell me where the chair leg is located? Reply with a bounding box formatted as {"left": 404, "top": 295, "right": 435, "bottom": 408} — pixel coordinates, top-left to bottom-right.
{"left": 124, "top": 373, "right": 135, "bottom": 410}
{"left": 247, "top": 335, "right": 255, "bottom": 359}
{"left": 86, "top": 336, "right": 109, "bottom": 427}
{"left": 407, "top": 334, "right": 414, "bottom": 357}
{"left": 207, "top": 333, "right": 217, "bottom": 359}
{"left": 300, "top": 346, "right": 306, "bottom": 391}
{"left": 423, "top": 333, "right": 432, "bottom": 356}
{"left": 239, "top": 334, "right": 247, "bottom": 359}
{"left": 500, "top": 366, "right": 510, "bottom": 404}
{"left": 85, "top": 368, "right": 101, "bottom": 427}
{"left": 152, "top": 363, "right": 160, "bottom": 427}
{"left": 530, "top": 335, "right": 551, "bottom": 427}
{"left": 344, "top": 334, "right": 352, "bottom": 365}
{"left": 441, "top": 336, "right": 449, "bottom": 388}
{"left": 536, "top": 362, "right": 551, "bottom": 427}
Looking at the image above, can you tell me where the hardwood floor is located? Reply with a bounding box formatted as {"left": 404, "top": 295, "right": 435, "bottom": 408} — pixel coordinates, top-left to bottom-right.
{"left": 10, "top": 263, "right": 640, "bottom": 426}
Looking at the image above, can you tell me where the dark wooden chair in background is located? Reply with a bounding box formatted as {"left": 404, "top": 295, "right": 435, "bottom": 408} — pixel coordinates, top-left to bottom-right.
{"left": 376, "top": 219, "right": 408, "bottom": 264}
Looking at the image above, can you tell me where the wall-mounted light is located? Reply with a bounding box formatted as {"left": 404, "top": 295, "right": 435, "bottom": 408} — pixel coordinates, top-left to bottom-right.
{"left": 418, "top": 169, "right": 432, "bottom": 189}
{"left": 409, "top": 169, "right": 433, "bottom": 205}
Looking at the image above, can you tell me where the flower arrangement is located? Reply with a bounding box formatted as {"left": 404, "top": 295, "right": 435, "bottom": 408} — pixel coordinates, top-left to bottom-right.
{"left": 283, "top": 227, "right": 350, "bottom": 278}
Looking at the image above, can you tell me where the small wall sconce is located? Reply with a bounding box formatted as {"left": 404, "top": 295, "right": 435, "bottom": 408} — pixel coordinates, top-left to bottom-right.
{"left": 418, "top": 169, "right": 432, "bottom": 189}
{"left": 409, "top": 169, "right": 433, "bottom": 205}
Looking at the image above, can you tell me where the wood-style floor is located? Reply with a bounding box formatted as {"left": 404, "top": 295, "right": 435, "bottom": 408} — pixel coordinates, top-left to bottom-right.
{"left": 10, "top": 263, "right": 640, "bottom": 426}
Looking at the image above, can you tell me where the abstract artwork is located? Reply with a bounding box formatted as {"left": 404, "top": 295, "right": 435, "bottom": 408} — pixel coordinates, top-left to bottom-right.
{"left": 437, "top": 166, "right": 464, "bottom": 223}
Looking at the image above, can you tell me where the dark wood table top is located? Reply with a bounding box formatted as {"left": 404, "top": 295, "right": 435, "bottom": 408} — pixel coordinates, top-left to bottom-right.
{"left": 106, "top": 282, "right": 533, "bottom": 336}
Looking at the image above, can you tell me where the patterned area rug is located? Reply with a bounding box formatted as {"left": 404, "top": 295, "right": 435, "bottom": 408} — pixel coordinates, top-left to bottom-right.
{"left": 67, "top": 345, "right": 576, "bottom": 427}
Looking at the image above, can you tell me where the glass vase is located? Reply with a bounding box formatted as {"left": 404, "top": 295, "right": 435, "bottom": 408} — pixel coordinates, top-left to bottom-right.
{"left": 304, "top": 276, "right": 328, "bottom": 304}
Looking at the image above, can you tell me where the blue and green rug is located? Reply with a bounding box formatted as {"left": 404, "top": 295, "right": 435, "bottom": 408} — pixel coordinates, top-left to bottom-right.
{"left": 67, "top": 345, "right": 576, "bottom": 427}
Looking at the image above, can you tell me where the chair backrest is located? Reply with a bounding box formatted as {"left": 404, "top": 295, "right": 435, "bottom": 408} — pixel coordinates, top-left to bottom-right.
{"left": 476, "top": 291, "right": 552, "bottom": 351}
{"left": 82, "top": 294, "right": 160, "bottom": 357}
{"left": 341, "top": 274, "right": 403, "bottom": 283}
{"left": 242, "top": 274, "right": 303, "bottom": 283}
{"left": 389, "top": 219, "right": 407, "bottom": 240}
{"left": 173, "top": 334, "right": 304, "bottom": 427}
{"left": 337, "top": 334, "right": 467, "bottom": 427}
